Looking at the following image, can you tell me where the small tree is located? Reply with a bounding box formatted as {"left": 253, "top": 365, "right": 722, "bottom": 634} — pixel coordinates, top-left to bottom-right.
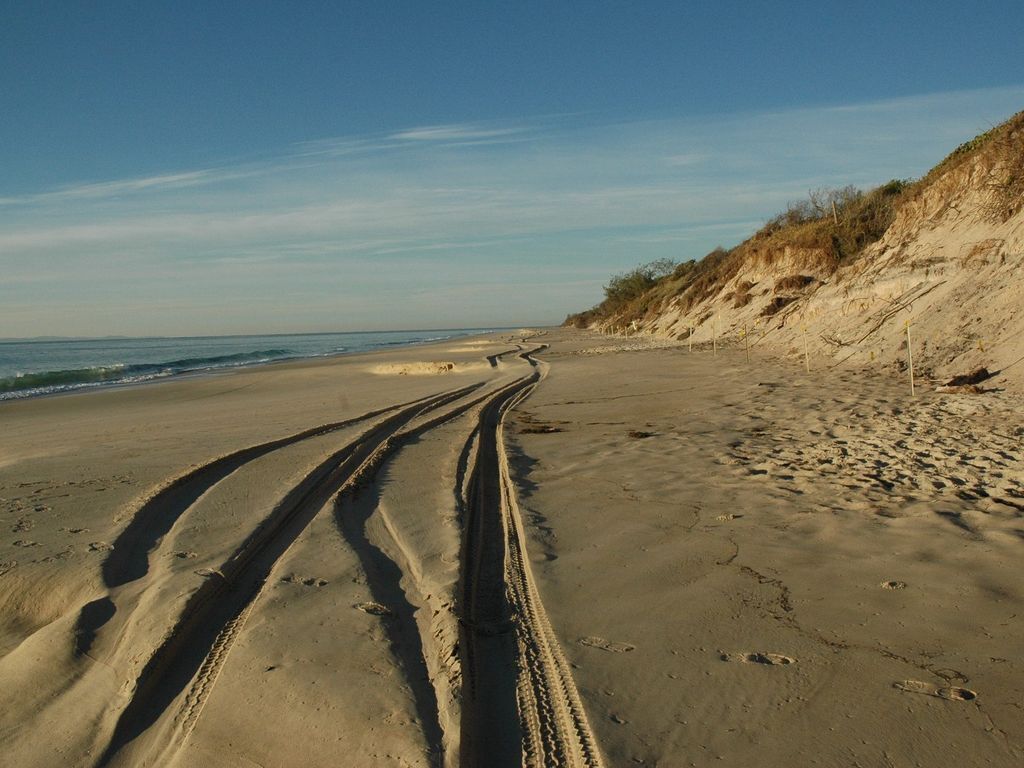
{"left": 808, "top": 185, "right": 862, "bottom": 219}
{"left": 603, "top": 259, "right": 676, "bottom": 307}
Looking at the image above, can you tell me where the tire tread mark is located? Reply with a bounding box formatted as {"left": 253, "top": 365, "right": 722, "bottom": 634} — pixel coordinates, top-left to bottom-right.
{"left": 500, "top": 373, "right": 605, "bottom": 768}
{"left": 95, "top": 382, "right": 485, "bottom": 767}
{"left": 459, "top": 344, "right": 603, "bottom": 768}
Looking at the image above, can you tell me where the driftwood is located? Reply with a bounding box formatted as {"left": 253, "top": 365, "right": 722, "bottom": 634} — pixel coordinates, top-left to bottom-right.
{"left": 942, "top": 367, "right": 993, "bottom": 387}
{"left": 935, "top": 366, "right": 997, "bottom": 394}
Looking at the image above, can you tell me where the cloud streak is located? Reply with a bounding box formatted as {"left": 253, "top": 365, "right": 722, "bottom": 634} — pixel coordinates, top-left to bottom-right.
{"left": 390, "top": 123, "right": 527, "bottom": 142}
{"left": 0, "top": 169, "right": 220, "bottom": 206}
{"left": 2, "top": 85, "right": 1023, "bottom": 336}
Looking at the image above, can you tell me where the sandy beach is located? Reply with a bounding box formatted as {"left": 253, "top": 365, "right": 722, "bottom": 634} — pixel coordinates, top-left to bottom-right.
{"left": 1, "top": 328, "right": 1022, "bottom": 767}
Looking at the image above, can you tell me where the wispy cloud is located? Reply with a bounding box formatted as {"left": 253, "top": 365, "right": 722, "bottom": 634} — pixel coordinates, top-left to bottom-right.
{"left": 3, "top": 85, "right": 1023, "bottom": 336}
{"left": 289, "top": 135, "right": 398, "bottom": 159}
{"left": 664, "top": 153, "right": 708, "bottom": 167}
{"left": 0, "top": 168, "right": 243, "bottom": 206}
{"left": 0, "top": 121, "right": 538, "bottom": 209}
{"left": 389, "top": 122, "right": 526, "bottom": 142}
{"left": 288, "top": 121, "right": 535, "bottom": 161}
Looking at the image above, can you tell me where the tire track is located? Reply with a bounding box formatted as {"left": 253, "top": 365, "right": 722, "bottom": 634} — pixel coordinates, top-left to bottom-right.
{"left": 94, "top": 341, "right": 597, "bottom": 767}
{"left": 329, "top": 375, "right": 540, "bottom": 768}
{"left": 104, "top": 396, "right": 436, "bottom": 588}
{"left": 459, "top": 346, "right": 604, "bottom": 768}
{"left": 501, "top": 385, "right": 604, "bottom": 768}
{"left": 75, "top": 394, "right": 440, "bottom": 655}
{"left": 459, "top": 375, "right": 537, "bottom": 767}
{"left": 95, "top": 383, "right": 484, "bottom": 767}
{"left": 487, "top": 344, "right": 527, "bottom": 368}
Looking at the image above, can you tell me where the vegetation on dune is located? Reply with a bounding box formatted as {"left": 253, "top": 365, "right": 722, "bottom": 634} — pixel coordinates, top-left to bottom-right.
{"left": 564, "top": 259, "right": 675, "bottom": 328}
{"left": 601, "top": 259, "right": 676, "bottom": 308}
{"left": 981, "top": 110, "right": 1024, "bottom": 222}
{"left": 755, "top": 180, "right": 909, "bottom": 263}
{"left": 563, "top": 180, "right": 909, "bottom": 328}
{"left": 911, "top": 109, "right": 1024, "bottom": 223}
{"left": 564, "top": 110, "right": 1024, "bottom": 331}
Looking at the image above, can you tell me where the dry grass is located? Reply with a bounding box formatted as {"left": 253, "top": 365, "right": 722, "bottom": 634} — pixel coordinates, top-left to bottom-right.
{"left": 910, "top": 110, "right": 1024, "bottom": 224}
{"left": 981, "top": 116, "right": 1024, "bottom": 222}
{"left": 759, "top": 296, "right": 798, "bottom": 317}
{"left": 732, "top": 290, "right": 753, "bottom": 308}
{"left": 774, "top": 275, "right": 815, "bottom": 293}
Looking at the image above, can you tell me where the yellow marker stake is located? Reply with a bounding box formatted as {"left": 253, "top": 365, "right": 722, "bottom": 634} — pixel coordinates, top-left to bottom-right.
{"left": 906, "top": 321, "right": 915, "bottom": 396}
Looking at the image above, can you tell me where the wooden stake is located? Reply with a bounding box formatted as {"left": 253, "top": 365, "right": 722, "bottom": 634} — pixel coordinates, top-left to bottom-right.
{"left": 688, "top": 326, "right": 693, "bottom": 353}
{"left": 831, "top": 199, "right": 839, "bottom": 224}
{"left": 744, "top": 323, "right": 749, "bottom": 363}
{"left": 802, "top": 326, "right": 809, "bottom": 372}
{"left": 906, "top": 322, "right": 915, "bottom": 396}
{"left": 712, "top": 316, "right": 717, "bottom": 356}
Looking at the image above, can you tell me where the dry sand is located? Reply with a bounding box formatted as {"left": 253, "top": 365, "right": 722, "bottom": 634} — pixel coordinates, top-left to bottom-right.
{"left": 1, "top": 328, "right": 1021, "bottom": 767}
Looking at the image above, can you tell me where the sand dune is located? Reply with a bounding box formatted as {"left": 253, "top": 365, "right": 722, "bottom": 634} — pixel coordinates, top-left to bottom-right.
{"left": 1, "top": 329, "right": 1021, "bottom": 766}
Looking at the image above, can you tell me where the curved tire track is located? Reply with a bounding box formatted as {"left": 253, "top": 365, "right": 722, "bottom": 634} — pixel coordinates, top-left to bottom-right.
{"left": 105, "top": 393, "right": 442, "bottom": 588}
{"left": 92, "top": 340, "right": 602, "bottom": 767}
{"left": 459, "top": 346, "right": 604, "bottom": 768}
{"left": 75, "top": 394, "right": 443, "bottom": 655}
{"left": 95, "top": 383, "right": 484, "bottom": 767}
{"left": 327, "top": 374, "right": 544, "bottom": 767}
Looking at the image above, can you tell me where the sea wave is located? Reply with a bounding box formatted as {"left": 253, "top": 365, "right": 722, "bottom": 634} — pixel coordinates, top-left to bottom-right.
{"left": 0, "top": 348, "right": 296, "bottom": 398}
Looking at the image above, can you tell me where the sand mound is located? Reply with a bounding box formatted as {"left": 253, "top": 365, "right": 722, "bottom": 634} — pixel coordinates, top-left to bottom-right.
{"left": 448, "top": 341, "right": 496, "bottom": 350}
{"left": 369, "top": 361, "right": 462, "bottom": 376}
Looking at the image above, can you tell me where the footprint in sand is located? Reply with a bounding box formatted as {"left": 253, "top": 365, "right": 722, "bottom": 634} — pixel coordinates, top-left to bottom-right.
{"left": 88, "top": 541, "right": 113, "bottom": 552}
{"left": 880, "top": 580, "right": 907, "bottom": 590}
{"left": 520, "top": 424, "right": 565, "bottom": 434}
{"left": 721, "top": 652, "right": 795, "bottom": 665}
{"left": 281, "top": 574, "right": 329, "bottom": 588}
{"left": 894, "top": 680, "right": 977, "bottom": 701}
{"left": 355, "top": 601, "right": 393, "bottom": 616}
{"left": 716, "top": 514, "right": 742, "bottom": 521}
{"left": 0, "top": 561, "right": 16, "bottom": 576}
{"left": 933, "top": 668, "right": 969, "bottom": 684}
{"left": 578, "top": 636, "right": 636, "bottom": 653}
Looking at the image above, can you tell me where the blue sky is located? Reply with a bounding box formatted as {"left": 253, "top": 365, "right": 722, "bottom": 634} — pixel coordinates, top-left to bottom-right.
{"left": 2, "top": 2, "right": 1023, "bottom": 337}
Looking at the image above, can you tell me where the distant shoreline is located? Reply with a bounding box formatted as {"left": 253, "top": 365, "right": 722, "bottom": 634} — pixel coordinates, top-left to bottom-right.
{"left": 0, "top": 326, "right": 512, "bottom": 344}
{"left": 0, "top": 327, "right": 521, "bottom": 402}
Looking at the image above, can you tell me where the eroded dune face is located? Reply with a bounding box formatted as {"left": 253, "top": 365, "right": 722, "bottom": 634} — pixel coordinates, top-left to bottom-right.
{"left": 584, "top": 116, "right": 1024, "bottom": 394}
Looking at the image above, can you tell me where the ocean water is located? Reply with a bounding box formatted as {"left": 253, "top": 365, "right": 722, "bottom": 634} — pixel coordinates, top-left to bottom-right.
{"left": 0, "top": 329, "right": 499, "bottom": 400}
